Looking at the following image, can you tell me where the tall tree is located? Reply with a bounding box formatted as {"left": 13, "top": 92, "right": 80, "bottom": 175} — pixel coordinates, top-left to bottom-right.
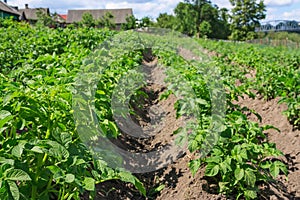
{"left": 212, "top": 8, "right": 230, "bottom": 39}
{"left": 101, "top": 12, "right": 116, "bottom": 29}
{"left": 139, "top": 17, "right": 152, "bottom": 28}
{"left": 174, "top": 2, "right": 197, "bottom": 36}
{"left": 155, "top": 0, "right": 231, "bottom": 39}
{"left": 181, "top": 0, "right": 229, "bottom": 38}
{"left": 122, "top": 15, "right": 137, "bottom": 30}
{"left": 199, "top": 20, "right": 212, "bottom": 38}
{"left": 184, "top": 0, "right": 216, "bottom": 30}
{"left": 156, "top": 13, "right": 177, "bottom": 30}
{"left": 81, "top": 13, "right": 96, "bottom": 28}
{"left": 229, "top": 0, "right": 266, "bottom": 40}
{"left": 185, "top": 0, "right": 210, "bottom": 9}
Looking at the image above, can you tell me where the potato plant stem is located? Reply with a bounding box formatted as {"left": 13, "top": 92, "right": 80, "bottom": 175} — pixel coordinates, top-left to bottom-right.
{"left": 32, "top": 120, "right": 51, "bottom": 199}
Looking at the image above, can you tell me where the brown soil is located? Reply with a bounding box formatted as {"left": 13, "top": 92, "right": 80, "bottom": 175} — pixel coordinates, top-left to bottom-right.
{"left": 237, "top": 95, "right": 300, "bottom": 200}
{"left": 84, "top": 50, "right": 300, "bottom": 200}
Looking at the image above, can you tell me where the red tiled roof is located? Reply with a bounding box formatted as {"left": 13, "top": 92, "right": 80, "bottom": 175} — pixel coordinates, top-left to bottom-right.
{"left": 59, "top": 14, "right": 67, "bottom": 20}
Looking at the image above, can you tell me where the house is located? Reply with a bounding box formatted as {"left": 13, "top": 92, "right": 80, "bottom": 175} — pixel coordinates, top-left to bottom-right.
{"left": 19, "top": 4, "right": 50, "bottom": 24}
{"left": 53, "top": 14, "right": 67, "bottom": 23}
{"left": 0, "top": 0, "right": 20, "bottom": 20}
{"left": 53, "top": 14, "right": 67, "bottom": 28}
{"left": 66, "top": 8, "right": 133, "bottom": 29}
{"left": 58, "top": 14, "right": 67, "bottom": 21}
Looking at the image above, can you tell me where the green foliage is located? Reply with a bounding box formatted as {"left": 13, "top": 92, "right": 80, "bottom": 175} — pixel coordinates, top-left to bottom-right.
{"left": 155, "top": 40, "right": 289, "bottom": 199}
{"left": 138, "top": 17, "right": 153, "bottom": 28}
{"left": 81, "top": 12, "right": 96, "bottom": 28}
{"left": 0, "top": 19, "right": 145, "bottom": 199}
{"left": 174, "top": 2, "right": 198, "bottom": 36}
{"left": 155, "top": 13, "right": 177, "bottom": 30}
{"left": 201, "top": 38, "right": 300, "bottom": 128}
{"left": 80, "top": 12, "right": 116, "bottom": 29}
{"left": 122, "top": 15, "right": 137, "bottom": 30}
{"left": 0, "top": 18, "right": 294, "bottom": 200}
{"left": 199, "top": 21, "right": 212, "bottom": 38}
{"left": 267, "top": 32, "right": 300, "bottom": 43}
{"left": 98, "top": 12, "right": 116, "bottom": 29}
{"left": 155, "top": 0, "right": 267, "bottom": 40}
{"left": 201, "top": 111, "right": 287, "bottom": 199}
{"left": 155, "top": 1, "right": 230, "bottom": 39}
{"left": 121, "top": 16, "right": 154, "bottom": 30}
{"left": 181, "top": 38, "right": 294, "bottom": 199}
{"left": 36, "top": 10, "right": 55, "bottom": 27}
{"left": 0, "top": 17, "right": 22, "bottom": 28}
{"left": 229, "top": 0, "right": 266, "bottom": 40}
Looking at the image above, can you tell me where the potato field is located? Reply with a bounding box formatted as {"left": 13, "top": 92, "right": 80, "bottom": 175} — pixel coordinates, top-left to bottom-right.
{"left": 0, "top": 19, "right": 299, "bottom": 200}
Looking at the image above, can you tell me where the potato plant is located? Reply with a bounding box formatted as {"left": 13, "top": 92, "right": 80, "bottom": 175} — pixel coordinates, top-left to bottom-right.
{"left": 0, "top": 19, "right": 293, "bottom": 200}
{"left": 156, "top": 48, "right": 288, "bottom": 199}
{"left": 0, "top": 19, "right": 145, "bottom": 200}
{"left": 200, "top": 39, "right": 300, "bottom": 128}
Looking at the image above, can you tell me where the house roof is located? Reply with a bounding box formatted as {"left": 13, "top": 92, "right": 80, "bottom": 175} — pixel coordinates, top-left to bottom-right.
{"left": 59, "top": 14, "right": 67, "bottom": 20}
{"left": 66, "top": 8, "right": 133, "bottom": 24}
{"left": 19, "top": 7, "right": 50, "bottom": 20}
{"left": 0, "top": 1, "right": 20, "bottom": 16}
{"left": 52, "top": 14, "right": 67, "bottom": 23}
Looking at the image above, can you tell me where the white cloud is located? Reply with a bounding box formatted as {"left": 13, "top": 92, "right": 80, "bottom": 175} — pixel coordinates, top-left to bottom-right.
{"left": 283, "top": 9, "right": 300, "bottom": 20}
{"left": 265, "top": 0, "right": 298, "bottom": 6}
{"left": 265, "top": 0, "right": 292, "bottom": 6}
{"left": 264, "top": 7, "right": 300, "bottom": 21}
{"left": 265, "top": 8, "right": 279, "bottom": 21}
{"left": 6, "top": 0, "right": 300, "bottom": 21}
{"left": 9, "top": 0, "right": 91, "bottom": 12}
{"left": 105, "top": 0, "right": 180, "bottom": 18}
{"left": 8, "top": 0, "right": 180, "bottom": 18}
{"left": 212, "top": 0, "right": 232, "bottom": 9}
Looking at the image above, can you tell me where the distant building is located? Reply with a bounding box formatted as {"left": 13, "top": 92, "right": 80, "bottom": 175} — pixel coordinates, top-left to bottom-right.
{"left": 53, "top": 14, "right": 67, "bottom": 28}
{"left": 66, "top": 8, "right": 133, "bottom": 29}
{"left": 19, "top": 4, "right": 50, "bottom": 24}
{"left": 0, "top": 0, "right": 20, "bottom": 20}
{"left": 58, "top": 14, "right": 67, "bottom": 21}
{"left": 256, "top": 20, "right": 300, "bottom": 33}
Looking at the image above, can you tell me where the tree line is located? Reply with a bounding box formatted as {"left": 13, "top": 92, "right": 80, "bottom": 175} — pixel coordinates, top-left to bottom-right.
{"left": 121, "top": 0, "right": 265, "bottom": 41}
{"left": 152, "top": 0, "right": 266, "bottom": 41}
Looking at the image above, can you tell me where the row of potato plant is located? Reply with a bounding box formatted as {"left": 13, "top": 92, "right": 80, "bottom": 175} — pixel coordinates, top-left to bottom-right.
{"left": 0, "top": 19, "right": 291, "bottom": 200}
{"left": 155, "top": 47, "right": 288, "bottom": 199}
{"left": 0, "top": 20, "right": 145, "bottom": 200}
{"left": 199, "top": 39, "right": 300, "bottom": 128}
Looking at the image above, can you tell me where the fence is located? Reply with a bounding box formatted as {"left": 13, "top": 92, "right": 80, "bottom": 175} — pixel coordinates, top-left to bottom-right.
{"left": 247, "top": 38, "right": 300, "bottom": 49}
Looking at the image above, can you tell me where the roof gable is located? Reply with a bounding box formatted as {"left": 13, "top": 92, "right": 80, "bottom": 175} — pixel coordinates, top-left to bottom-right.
{"left": 66, "top": 8, "right": 133, "bottom": 24}
{"left": 19, "top": 7, "right": 50, "bottom": 20}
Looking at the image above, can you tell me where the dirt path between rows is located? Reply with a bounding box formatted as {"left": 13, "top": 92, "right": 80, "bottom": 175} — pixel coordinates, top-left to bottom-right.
{"left": 84, "top": 49, "right": 300, "bottom": 200}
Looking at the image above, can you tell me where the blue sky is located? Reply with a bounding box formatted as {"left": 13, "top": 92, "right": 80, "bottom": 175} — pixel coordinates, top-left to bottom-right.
{"left": 8, "top": 0, "right": 300, "bottom": 22}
